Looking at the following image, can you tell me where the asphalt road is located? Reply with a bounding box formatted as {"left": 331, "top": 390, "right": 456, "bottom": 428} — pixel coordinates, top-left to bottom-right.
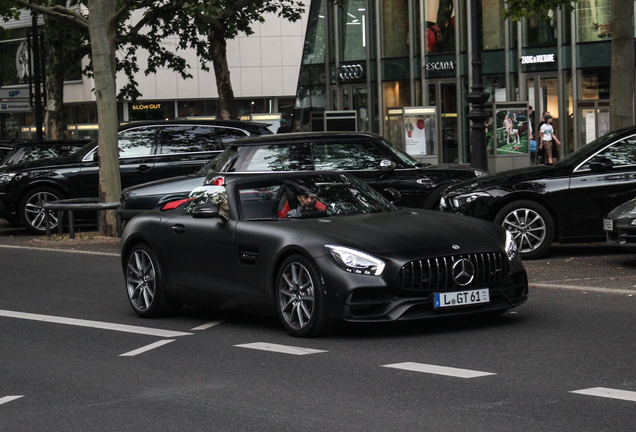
{"left": 1, "top": 224, "right": 635, "bottom": 431}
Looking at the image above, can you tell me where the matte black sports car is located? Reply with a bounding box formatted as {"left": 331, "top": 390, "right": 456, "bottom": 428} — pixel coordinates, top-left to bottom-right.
{"left": 121, "top": 171, "right": 527, "bottom": 337}
{"left": 119, "top": 132, "right": 488, "bottom": 220}
{"left": 440, "top": 126, "right": 636, "bottom": 260}
{"left": 604, "top": 198, "right": 636, "bottom": 247}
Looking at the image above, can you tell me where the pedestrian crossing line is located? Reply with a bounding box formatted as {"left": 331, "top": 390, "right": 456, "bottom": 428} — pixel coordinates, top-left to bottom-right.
{"left": 570, "top": 387, "right": 636, "bottom": 402}
{"left": 235, "top": 342, "right": 328, "bottom": 355}
{"left": 382, "top": 362, "right": 496, "bottom": 378}
{"left": 0, "top": 396, "right": 24, "bottom": 406}
{"left": 120, "top": 340, "right": 175, "bottom": 357}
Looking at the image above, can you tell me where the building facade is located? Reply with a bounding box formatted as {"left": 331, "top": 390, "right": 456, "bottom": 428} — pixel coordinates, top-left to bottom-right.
{"left": 293, "top": 0, "right": 635, "bottom": 169}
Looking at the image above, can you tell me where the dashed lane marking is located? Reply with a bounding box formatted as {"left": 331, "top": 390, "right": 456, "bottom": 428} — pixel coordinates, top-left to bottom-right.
{"left": 531, "top": 283, "right": 636, "bottom": 294}
{"left": 0, "top": 309, "right": 192, "bottom": 338}
{"left": 120, "top": 340, "right": 175, "bottom": 357}
{"left": 0, "top": 396, "right": 24, "bottom": 405}
{"left": 235, "top": 342, "right": 328, "bottom": 355}
{"left": 191, "top": 321, "right": 223, "bottom": 331}
{"left": 382, "top": 362, "right": 496, "bottom": 378}
{"left": 571, "top": 387, "right": 636, "bottom": 402}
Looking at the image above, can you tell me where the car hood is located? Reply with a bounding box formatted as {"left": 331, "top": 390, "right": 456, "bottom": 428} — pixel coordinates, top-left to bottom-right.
{"left": 123, "top": 174, "right": 205, "bottom": 197}
{"left": 443, "top": 164, "right": 559, "bottom": 195}
{"left": 0, "top": 154, "right": 77, "bottom": 173}
{"left": 287, "top": 209, "right": 504, "bottom": 256}
{"left": 608, "top": 198, "right": 636, "bottom": 220}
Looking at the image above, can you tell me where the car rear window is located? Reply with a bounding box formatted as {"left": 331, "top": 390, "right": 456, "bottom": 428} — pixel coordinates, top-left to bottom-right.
{"left": 159, "top": 126, "right": 223, "bottom": 153}
{"left": 243, "top": 144, "right": 313, "bottom": 171}
{"left": 311, "top": 141, "right": 385, "bottom": 170}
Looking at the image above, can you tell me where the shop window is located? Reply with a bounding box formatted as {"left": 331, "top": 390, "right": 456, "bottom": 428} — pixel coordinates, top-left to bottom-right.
{"left": 484, "top": 75, "right": 507, "bottom": 102}
{"left": 302, "top": 0, "right": 327, "bottom": 65}
{"left": 382, "top": 0, "right": 409, "bottom": 58}
{"left": 576, "top": 0, "right": 611, "bottom": 42}
{"left": 524, "top": 14, "right": 557, "bottom": 47}
{"left": 340, "top": 0, "right": 368, "bottom": 61}
{"left": 577, "top": 69, "right": 610, "bottom": 100}
{"left": 482, "top": 0, "right": 505, "bottom": 50}
{"left": 426, "top": 0, "right": 456, "bottom": 54}
{"left": 178, "top": 100, "right": 218, "bottom": 118}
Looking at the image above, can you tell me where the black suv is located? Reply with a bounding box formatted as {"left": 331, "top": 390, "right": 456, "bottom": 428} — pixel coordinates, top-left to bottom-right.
{"left": 0, "top": 139, "right": 89, "bottom": 166}
{"left": 0, "top": 120, "right": 272, "bottom": 234}
{"left": 120, "top": 131, "right": 488, "bottom": 220}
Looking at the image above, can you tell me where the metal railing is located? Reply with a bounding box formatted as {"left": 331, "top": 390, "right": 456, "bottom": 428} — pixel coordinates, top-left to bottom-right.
{"left": 42, "top": 198, "right": 122, "bottom": 239}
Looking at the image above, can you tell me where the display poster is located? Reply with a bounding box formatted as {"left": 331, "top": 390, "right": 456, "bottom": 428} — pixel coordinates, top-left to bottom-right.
{"left": 425, "top": 0, "right": 456, "bottom": 53}
{"left": 404, "top": 116, "right": 428, "bottom": 155}
{"left": 485, "top": 115, "right": 495, "bottom": 155}
{"left": 577, "top": 0, "right": 611, "bottom": 42}
{"left": 495, "top": 108, "right": 529, "bottom": 154}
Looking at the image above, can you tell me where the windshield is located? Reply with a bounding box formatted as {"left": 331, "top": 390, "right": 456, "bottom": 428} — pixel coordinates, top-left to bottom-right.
{"left": 554, "top": 129, "right": 626, "bottom": 167}
{"left": 200, "top": 147, "right": 239, "bottom": 176}
{"left": 237, "top": 174, "right": 397, "bottom": 220}
{"left": 379, "top": 137, "right": 419, "bottom": 167}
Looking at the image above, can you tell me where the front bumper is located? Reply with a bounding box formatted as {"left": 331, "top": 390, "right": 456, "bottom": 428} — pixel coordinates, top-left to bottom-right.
{"left": 605, "top": 218, "right": 636, "bottom": 246}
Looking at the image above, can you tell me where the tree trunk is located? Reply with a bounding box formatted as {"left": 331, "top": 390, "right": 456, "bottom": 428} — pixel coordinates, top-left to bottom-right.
{"left": 610, "top": 0, "right": 635, "bottom": 130}
{"left": 44, "top": 40, "right": 65, "bottom": 140}
{"left": 88, "top": 0, "right": 120, "bottom": 236}
{"left": 208, "top": 25, "right": 237, "bottom": 120}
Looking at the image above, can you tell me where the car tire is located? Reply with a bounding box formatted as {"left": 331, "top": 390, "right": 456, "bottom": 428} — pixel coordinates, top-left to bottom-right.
{"left": 125, "top": 243, "right": 182, "bottom": 318}
{"left": 19, "top": 187, "right": 64, "bottom": 235}
{"left": 494, "top": 200, "right": 554, "bottom": 260}
{"left": 276, "top": 254, "right": 330, "bottom": 337}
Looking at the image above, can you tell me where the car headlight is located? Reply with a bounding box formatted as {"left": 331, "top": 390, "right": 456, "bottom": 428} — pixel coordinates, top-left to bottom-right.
{"left": 439, "top": 196, "right": 447, "bottom": 211}
{"left": 0, "top": 172, "right": 16, "bottom": 184}
{"left": 474, "top": 170, "right": 489, "bottom": 178}
{"left": 325, "top": 245, "right": 385, "bottom": 276}
{"left": 505, "top": 230, "right": 518, "bottom": 261}
{"left": 450, "top": 191, "right": 491, "bottom": 209}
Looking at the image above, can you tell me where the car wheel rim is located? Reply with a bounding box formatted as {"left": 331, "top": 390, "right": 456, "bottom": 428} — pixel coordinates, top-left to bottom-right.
{"left": 502, "top": 208, "right": 546, "bottom": 253}
{"left": 126, "top": 249, "right": 156, "bottom": 312}
{"left": 278, "top": 262, "right": 315, "bottom": 330}
{"left": 24, "top": 192, "right": 59, "bottom": 230}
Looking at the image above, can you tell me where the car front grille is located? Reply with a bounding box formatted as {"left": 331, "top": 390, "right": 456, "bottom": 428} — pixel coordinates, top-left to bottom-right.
{"left": 397, "top": 252, "right": 509, "bottom": 292}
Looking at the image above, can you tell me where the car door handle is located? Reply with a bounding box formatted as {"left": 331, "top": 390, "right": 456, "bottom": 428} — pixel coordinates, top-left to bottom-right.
{"left": 172, "top": 224, "right": 186, "bottom": 234}
{"left": 137, "top": 164, "right": 152, "bottom": 172}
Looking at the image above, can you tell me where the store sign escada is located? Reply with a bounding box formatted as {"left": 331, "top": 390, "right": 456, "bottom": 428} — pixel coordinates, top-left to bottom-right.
{"left": 338, "top": 64, "right": 364, "bottom": 80}
{"left": 425, "top": 61, "right": 454, "bottom": 71}
{"left": 521, "top": 54, "right": 556, "bottom": 64}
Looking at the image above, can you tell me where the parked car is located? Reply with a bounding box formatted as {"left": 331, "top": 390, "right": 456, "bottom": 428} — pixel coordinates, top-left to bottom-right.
{"left": 121, "top": 171, "right": 527, "bottom": 337}
{"left": 604, "top": 198, "right": 636, "bottom": 247}
{"left": 0, "top": 139, "right": 89, "bottom": 166}
{"left": 440, "top": 126, "right": 636, "bottom": 259}
{"left": 120, "top": 131, "right": 488, "bottom": 220}
{"left": 0, "top": 119, "right": 272, "bottom": 234}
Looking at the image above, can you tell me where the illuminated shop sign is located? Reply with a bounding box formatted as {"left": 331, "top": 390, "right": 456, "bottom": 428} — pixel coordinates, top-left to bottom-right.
{"left": 338, "top": 64, "right": 364, "bottom": 80}
{"left": 425, "top": 61, "right": 454, "bottom": 71}
{"left": 132, "top": 103, "right": 162, "bottom": 110}
{"left": 521, "top": 54, "right": 556, "bottom": 64}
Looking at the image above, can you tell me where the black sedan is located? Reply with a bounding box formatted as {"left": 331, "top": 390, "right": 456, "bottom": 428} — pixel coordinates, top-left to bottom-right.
{"left": 119, "top": 132, "right": 488, "bottom": 220}
{"left": 121, "top": 171, "right": 527, "bottom": 337}
{"left": 440, "top": 126, "right": 636, "bottom": 259}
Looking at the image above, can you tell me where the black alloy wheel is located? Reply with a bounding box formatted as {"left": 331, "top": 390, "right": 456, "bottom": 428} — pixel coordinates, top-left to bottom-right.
{"left": 495, "top": 200, "right": 554, "bottom": 260}
{"left": 125, "top": 243, "right": 181, "bottom": 318}
{"left": 276, "top": 254, "right": 329, "bottom": 337}
{"left": 19, "top": 187, "right": 63, "bottom": 235}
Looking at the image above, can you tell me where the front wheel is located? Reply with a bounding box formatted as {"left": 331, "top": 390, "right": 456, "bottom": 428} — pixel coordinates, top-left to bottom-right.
{"left": 19, "top": 187, "right": 63, "bottom": 235}
{"left": 276, "top": 254, "right": 329, "bottom": 337}
{"left": 494, "top": 200, "right": 554, "bottom": 260}
{"left": 125, "top": 243, "right": 181, "bottom": 318}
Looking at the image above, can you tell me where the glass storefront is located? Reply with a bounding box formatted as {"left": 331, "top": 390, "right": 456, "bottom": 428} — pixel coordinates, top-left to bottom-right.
{"left": 295, "top": 0, "right": 636, "bottom": 169}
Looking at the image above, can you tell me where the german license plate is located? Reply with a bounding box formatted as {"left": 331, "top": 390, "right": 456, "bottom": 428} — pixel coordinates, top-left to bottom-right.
{"left": 603, "top": 218, "right": 613, "bottom": 231}
{"left": 434, "top": 289, "right": 490, "bottom": 309}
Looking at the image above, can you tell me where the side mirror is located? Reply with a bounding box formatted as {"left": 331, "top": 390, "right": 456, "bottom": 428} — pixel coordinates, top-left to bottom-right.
{"left": 588, "top": 157, "right": 614, "bottom": 173}
{"left": 380, "top": 159, "right": 396, "bottom": 172}
{"left": 192, "top": 202, "right": 228, "bottom": 221}
{"left": 382, "top": 187, "right": 402, "bottom": 204}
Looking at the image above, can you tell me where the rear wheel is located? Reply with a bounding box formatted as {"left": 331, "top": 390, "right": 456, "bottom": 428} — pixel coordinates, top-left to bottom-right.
{"left": 125, "top": 243, "right": 181, "bottom": 317}
{"left": 276, "top": 254, "right": 329, "bottom": 337}
{"left": 495, "top": 200, "right": 554, "bottom": 260}
{"left": 19, "top": 187, "right": 63, "bottom": 235}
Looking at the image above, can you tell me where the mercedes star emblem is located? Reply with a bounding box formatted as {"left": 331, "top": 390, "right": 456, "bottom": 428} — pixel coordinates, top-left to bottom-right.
{"left": 452, "top": 258, "right": 475, "bottom": 286}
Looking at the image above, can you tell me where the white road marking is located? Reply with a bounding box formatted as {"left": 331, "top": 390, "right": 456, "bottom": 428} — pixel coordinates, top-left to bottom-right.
{"left": 120, "top": 340, "right": 175, "bottom": 357}
{"left": 0, "top": 396, "right": 23, "bottom": 405}
{"left": 531, "top": 283, "right": 636, "bottom": 294}
{"left": 235, "top": 342, "right": 328, "bottom": 355}
{"left": 0, "top": 244, "right": 118, "bottom": 257}
{"left": 382, "top": 362, "right": 496, "bottom": 378}
{"left": 0, "top": 309, "right": 192, "bottom": 338}
{"left": 191, "top": 321, "right": 223, "bottom": 331}
{"left": 571, "top": 387, "right": 636, "bottom": 402}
